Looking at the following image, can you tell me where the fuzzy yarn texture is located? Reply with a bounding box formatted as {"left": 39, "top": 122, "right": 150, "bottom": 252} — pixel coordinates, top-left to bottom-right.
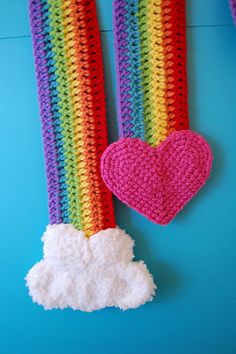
{"left": 101, "top": 130, "right": 213, "bottom": 225}
{"left": 25, "top": 224, "right": 156, "bottom": 312}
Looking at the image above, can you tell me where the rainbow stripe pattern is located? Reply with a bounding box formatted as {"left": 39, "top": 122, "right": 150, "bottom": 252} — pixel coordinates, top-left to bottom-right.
{"left": 29, "top": 0, "right": 115, "bottom": 236}
{"left": 114, "top": 0, "right": 189, "bottom": 146}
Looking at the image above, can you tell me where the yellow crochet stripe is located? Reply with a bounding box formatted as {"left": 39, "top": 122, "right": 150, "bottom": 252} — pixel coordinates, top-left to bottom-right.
{"left": 148, "top": 0, "right": 169, "bottom": 145}
{"left": 139, "top": 0, "right": 169, "bottom": 146}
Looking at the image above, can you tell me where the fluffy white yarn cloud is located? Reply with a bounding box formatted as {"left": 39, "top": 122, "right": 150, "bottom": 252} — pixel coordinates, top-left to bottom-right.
{"left": 26, "top": 224, "right": 156, "bottom": 312}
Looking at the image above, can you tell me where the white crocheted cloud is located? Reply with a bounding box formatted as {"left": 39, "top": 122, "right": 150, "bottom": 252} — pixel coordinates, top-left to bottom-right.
{"left": 25, "top": 224, "right": 156, "bottom": 312}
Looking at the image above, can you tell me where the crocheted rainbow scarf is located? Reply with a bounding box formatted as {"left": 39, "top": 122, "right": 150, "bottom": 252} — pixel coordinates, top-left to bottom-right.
{"left": 26, "top": 0, "right": 156, "bottom": 312}
{"left": 29, "top": 0, "right": 115, "bottom": 236}
{"left": 113, "top": 0, "right": 189, "bottom": 146}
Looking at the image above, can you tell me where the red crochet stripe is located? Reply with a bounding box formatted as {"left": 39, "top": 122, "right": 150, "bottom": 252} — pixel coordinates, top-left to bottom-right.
{"left": 162, "top": 0, "right": 189, "bottom": 131}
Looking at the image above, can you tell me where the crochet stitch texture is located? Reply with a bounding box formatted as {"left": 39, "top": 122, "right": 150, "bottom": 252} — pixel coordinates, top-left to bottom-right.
{"left": 27, "top": 0, "right": 156, "bottom": 311}
{"left": 101, "top": 0, "right": 213, "bottom": 225}
{"left": 101, "top": 131, "right": 213, "bottom": 225}
{"left": 29, "top": 0, "right": 115, "bottom": 236}
{"left": 113, "top": 0, "right": 189, "bottom": 146}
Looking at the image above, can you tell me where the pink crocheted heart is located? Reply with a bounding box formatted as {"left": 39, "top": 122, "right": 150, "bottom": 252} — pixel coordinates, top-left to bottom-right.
{"left": 101, "top": 130, "right": 213, "bottom": 225}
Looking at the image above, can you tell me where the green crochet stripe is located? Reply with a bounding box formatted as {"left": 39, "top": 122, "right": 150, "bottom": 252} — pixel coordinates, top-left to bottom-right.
{"left": 47, "top": 0, "right": 83, "bottom": 229}
{"left": 138, "top": 0, "right": 156, "bottom": 146}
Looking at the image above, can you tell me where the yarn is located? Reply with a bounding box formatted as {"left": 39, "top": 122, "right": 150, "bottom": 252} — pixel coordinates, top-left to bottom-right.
{"left": 101, "top": 0, "right": 213, "bottom": 225}
{"left": 26, "top": 224, "right": 156, "bottom": 311}
{"left": 113, "top": 0, "right": 189, "bottom": 146}
{"left": 29, "top": 0, "right": 115, "bottom": 236}
{"left": 28, "top": 0, "right": 156, "bottom": 311}
{"left": 101, "top": 131, "right": 213, "bottom": 225}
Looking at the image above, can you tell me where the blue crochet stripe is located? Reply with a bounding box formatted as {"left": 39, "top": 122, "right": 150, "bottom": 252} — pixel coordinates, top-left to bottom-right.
{"left": 41, "top": 0, "right": 71, "bottom": 223}
{"left": 124, "top": 0, "right": 145, "bottom": 140}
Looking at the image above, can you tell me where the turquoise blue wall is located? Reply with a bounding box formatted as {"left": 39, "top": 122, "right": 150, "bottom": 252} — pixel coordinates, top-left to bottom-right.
{"left": 0, "top": 1, "right": 235, "bottom": 353}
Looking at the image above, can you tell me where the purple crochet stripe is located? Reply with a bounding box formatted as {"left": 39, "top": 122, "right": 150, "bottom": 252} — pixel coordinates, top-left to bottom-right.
{"left": 230, "top": 0, "right": 236, "bottom": 23}
{"left": 29, "top": 0, "right": 62, "bottom": 223}
{"left": 113, "top": 0, "right": 134, "bottom": 137}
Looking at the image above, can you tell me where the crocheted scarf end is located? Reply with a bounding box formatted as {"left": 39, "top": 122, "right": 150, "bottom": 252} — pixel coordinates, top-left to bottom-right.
{"left": 25, "top": 224, "right": 156, "bottom": 312}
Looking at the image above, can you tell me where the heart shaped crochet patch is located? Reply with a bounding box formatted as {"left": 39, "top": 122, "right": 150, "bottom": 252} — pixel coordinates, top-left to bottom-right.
{"left": 101, "top": 130, "right": 213, "bottom": 225}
